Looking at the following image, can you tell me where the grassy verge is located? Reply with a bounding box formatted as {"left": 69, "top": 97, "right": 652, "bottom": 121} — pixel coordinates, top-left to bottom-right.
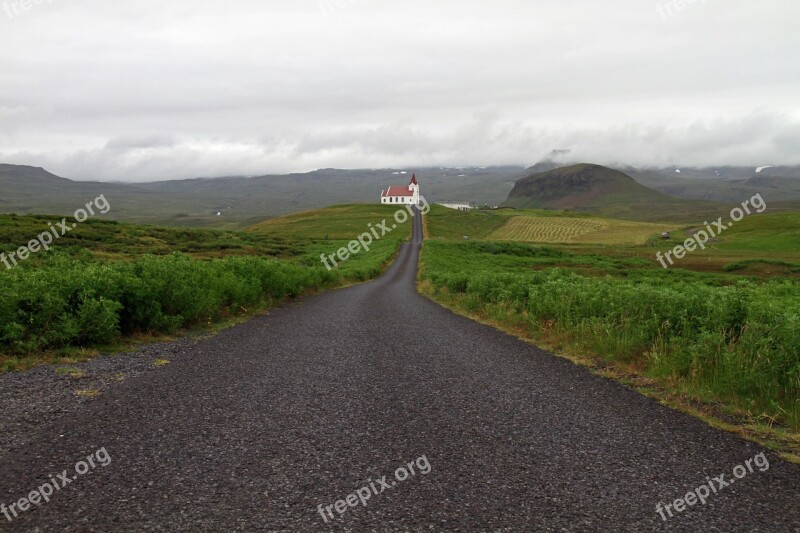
{"left": 0, "top": 208, "right": 406, "bottom": 372}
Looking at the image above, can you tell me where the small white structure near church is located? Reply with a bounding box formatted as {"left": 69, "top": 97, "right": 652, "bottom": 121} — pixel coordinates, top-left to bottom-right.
{"left": 438, "top": 201, "right": 472, "bottom": 211}
{"left": 380, "top": 174, "right": 421, "bottom": 205}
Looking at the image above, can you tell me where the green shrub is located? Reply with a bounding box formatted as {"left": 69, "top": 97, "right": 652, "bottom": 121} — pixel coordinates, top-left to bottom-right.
{"left": 421, "top": 240, "right": 800, "bottom": 428}
{"left": 0, "top": 252, "right": 350, "bottom": 353}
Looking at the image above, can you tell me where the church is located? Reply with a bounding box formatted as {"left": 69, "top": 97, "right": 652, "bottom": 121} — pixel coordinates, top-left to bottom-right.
{"left": 380, "top": 174, "right": 421, "bottom": 206}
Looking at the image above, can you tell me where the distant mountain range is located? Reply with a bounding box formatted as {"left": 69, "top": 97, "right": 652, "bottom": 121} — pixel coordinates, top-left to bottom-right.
{"left": 0, "top": 165, "right": 525, "bottom": 227}
{"left": 2, "top": 162, "right": 800, "bottom": 226}
{"left": 527, "top": 161, "right": 800, "bottom": 205}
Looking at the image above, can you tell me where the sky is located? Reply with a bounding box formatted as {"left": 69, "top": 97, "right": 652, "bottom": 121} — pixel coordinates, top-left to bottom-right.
{"left": 0, "top": 0, "right": 798, "bottom": 182}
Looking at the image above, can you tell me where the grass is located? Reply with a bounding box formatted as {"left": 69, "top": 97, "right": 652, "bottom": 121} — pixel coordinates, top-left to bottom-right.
{"left": 249, "top": 204, "right": 414, "bottom": 279}
{"left": 715, "top": 213, "right": 800, "bottom": 252}
{"left": 0, "top": 205, "right": 410, "bottom": 372}
{"left": 6, "top": 199, "right": 800, "bottom": 454}
{"left": 419, "top": 239, "right": 800, "bottom": 432}
{"left": 418, "top": 277, "right": 800, "bottom": 460}
{"left": 425, "top": 205, "right": 510, "bottom": 240}
{"left": 427, "top": 206, "right": 800, "bottom": 275}
{"left": 55, "top": 367, "right": 87, "bottom": 379}
{"left": 247, "top": 204, "right": 413, "bottom": 240}
{"left": 0, "top": 213, "right": 305, "bottom": 262}
{"left": 420, "top": 204, "right": 800, "bottom": 451}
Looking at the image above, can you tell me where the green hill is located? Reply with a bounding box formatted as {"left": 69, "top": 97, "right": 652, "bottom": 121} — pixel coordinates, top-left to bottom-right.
{"left": 247, "top": 204, "right": 413, "bottom": 240}
{"left": 0, "top": 164, "right": 226, "bottom": 226}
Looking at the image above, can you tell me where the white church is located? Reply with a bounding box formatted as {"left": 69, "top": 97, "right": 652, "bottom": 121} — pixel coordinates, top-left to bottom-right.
{"left": 380, "top": 174, "right": 421, "bottom": 206}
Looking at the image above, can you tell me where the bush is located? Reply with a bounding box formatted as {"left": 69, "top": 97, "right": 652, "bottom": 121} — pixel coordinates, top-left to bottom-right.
{"left": 421, "top": 240, "right": 800, "bottom": 428}
{"left": 0, "top": 253, "right": 343, "bottom": 353}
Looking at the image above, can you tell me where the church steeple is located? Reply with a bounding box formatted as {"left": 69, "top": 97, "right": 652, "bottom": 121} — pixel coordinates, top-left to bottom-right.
{"left": 409, "top": 173, "right": 418, "bottom": 185}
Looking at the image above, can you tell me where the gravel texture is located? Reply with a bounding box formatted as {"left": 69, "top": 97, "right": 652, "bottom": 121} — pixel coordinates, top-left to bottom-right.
{"left": 1, "top": 210, "right": 799, "bottom": 531}
{"left": 0, "top": 337, "right": 200, "bottom": 454}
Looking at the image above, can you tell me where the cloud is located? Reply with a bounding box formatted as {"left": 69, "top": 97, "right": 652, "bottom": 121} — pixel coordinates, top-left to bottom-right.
{"left": 0, "top": 0, "right": 798, "bottom": 181}
{"left": 105, "top": 135, "right": 178, "bottom": 150}
{"left": 4, "top": 111, "right": 797, "bottom": 181}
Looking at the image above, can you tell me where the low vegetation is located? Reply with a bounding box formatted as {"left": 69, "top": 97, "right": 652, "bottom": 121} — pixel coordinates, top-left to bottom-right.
{"left": 247, "top": 204, "right": 413, "bottom": 240}
{"left": 0, "top": 214, "right": 306, "bottom": 261}
{"left": 428, "top": 206, "right": 800, "bottom": 274}
{"left": 0, "top": 206, "right": 408, "bottom": 370}
{"left": 420, "top": 240, "right": 800, "bottom": 431}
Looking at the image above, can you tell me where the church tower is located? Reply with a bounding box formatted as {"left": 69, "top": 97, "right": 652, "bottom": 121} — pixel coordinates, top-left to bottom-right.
{"left": 409, "top": 174, "right": 420, "bottom": 205}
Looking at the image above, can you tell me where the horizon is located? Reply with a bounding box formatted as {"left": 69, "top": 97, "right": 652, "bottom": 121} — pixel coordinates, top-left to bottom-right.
{"left": 3, "top": 160, "right": 799, "bottom": 184}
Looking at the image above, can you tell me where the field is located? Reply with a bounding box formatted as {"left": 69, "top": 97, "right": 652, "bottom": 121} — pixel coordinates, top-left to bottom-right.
{"left": 428, "top": 205, "right": 800, "bottom": 274}
{"left": 427, "top": 206, "right": 677, "bottom": 245}
{"left": 487, "top": 214, "right": 678, "bottom": 245}
{"left": 0, "top": 206, "right": 409, "bottom": 371}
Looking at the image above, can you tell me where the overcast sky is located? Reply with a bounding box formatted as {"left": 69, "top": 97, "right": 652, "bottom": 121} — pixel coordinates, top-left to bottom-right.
{"left": 1, "top": 0, "right": 798, "bottom": 182}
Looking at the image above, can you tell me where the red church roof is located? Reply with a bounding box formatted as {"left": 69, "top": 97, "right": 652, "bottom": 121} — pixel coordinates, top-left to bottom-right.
{"left": 382, "top": 186, "right": 415, "bottom": 197}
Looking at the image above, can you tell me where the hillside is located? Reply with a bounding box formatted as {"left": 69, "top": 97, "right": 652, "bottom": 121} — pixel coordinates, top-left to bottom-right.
{"left": 626, "top": 167, "right": 800, "bottom": 204}
{"left": 247, "top": 204, "right": 413, "bottom": 240}
{"left": 0, "top": 164, "right": 222, "bottom": 225}
{"left": 503, "top": 163, "right": 720, "bottom": 222}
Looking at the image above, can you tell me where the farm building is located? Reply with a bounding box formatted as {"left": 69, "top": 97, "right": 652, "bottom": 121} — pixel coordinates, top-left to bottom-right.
{"left": 438, "top": 201, "right": 472, "bottom": 211}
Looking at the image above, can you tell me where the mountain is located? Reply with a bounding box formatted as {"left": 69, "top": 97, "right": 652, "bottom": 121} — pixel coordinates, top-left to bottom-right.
{"left": 0, "top": 164, "right": 525, "bottom": 226}
{"left": 503, "top": 163, "right": 718, "bottom": 222}
{"left": 0, "top": 164, "right": 224, "bottom": 225}
{"left": 625, "top": 167, "right": 800, "bottom": 204}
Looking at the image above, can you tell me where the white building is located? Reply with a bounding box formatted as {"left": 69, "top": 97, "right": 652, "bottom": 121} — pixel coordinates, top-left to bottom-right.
{"left": 380, "top": 174, "right": 421, "bottom": 205}
{"left": 438, "top": 201, "right": 472, "bottom": 211}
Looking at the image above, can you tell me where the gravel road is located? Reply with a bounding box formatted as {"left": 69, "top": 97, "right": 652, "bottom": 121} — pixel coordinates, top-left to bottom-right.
{"left": 1, "top": 209, "right": 799, "bottom": 532}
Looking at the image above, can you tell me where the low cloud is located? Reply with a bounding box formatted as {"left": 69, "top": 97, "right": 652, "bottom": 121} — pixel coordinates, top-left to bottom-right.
{"left": 0, "top": 0, "right": 797, "bottom": 181}
{"left": 2, "top": 112, "right": 797, "bottom": 181}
